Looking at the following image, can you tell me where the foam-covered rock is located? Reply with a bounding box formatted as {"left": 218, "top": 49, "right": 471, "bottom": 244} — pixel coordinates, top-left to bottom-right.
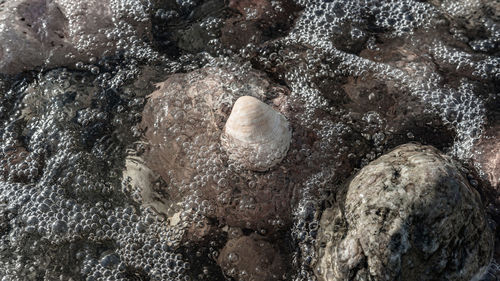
{"left": 138, "top": 65, "right": 370, "bottom": 235}
{"left": 429, "top": 0, "right": 499, "bottom": 52}
{"left": 0, "top": 0, "right": 151, "bottom": 75}
{"left": 221, "top": 0, "right": 302, "bottom": 50}
{"left": 139, "top": 66, "right": 295, "bottom": 232}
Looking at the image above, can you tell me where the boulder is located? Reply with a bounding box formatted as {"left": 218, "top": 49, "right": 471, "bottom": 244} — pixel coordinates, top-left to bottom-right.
{"left": 138, "top": 65, "right": 369, "bottom": 234}
{"left": 139, "top": 66, "right": 293, "bottom": 232}
{"left": 316, "top": 143, "right": 494, "bottom": 281}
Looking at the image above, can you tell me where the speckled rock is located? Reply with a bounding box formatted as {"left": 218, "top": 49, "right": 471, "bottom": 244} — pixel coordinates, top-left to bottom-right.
{"left": 0, "top": 0, "right": 151, "bottom": 75}
{"left": 316, "top": 143, "right": 494, "bottom": 281}
{"left": 217, "top": 233, "right": 285, "bottom": 281}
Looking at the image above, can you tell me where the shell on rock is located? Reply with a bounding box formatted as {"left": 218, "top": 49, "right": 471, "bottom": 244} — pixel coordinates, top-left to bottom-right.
{"left": 221, "top": 96, "right": 291, "bottom": 172}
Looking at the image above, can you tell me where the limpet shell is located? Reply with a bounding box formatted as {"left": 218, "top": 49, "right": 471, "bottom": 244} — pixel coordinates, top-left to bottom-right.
{"left": 221, "top": 96, "right": 291, "bottom": 171}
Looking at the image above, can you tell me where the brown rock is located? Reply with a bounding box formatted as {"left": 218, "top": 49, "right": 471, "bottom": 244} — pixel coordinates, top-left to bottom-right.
{"left": 218, "top": 234, "right": 285, "bottom": 281}
{"left": 139, "top": 67, "right": 292, "bottom": 232}
{"left": 0, "top": 0, "right": 151, "bottom": 75}
{"left": 139, "top": 66, "right": 370, "bottom": 234}
{"left": 0, "top": 146, "right": 29, "bottom": 181}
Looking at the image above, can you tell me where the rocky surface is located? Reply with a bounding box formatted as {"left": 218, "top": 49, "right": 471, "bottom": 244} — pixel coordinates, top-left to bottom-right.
{"left": 221, "top": 0, "right": 302, "bottom": 50}
{"left": 429, "top": 0, "right": 499, "bottom": 53}
{"left": 150, "top": 0, "right": 302, "bottom": 55}
{"left": 0, "top": 0, "right": 152, "bottom": 75}
{"left": 0, "top": 0, "right": 498, "bottom": 280}
{"left": 316, "top": 143, "right": 494, "bottom": 281}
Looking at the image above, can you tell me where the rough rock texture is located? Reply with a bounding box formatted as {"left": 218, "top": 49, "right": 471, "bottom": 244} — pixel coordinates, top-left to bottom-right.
{"left": 0, "top": 0, "right": 151, "bottom": 75}
{"left": 217, "top": 234, "right": 285, "bottom": 281}
{"left": 316, "top": 143, "right": 494, "bottom": 281}
{"left": 0, "top": 146, "right": 30, "bottom": 182}
{"left": 150, "top": 0, "right": 302, "bottom": 55}
{"left": 472, "top": 125, "right": 500, "bottom": 268}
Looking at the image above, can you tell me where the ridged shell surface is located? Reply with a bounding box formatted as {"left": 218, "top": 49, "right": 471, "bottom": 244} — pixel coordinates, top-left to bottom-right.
{"left": 221, "top": 96, "right": 291, "bottom": 171}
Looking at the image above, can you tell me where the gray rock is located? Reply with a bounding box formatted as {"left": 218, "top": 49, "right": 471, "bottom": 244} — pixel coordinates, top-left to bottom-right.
{"left": 316, "top": 143, "right": 494, "bottom": 281}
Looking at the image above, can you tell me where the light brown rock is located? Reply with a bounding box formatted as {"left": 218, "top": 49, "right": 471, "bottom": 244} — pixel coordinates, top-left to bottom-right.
{"left": 139, "top": 67, "right": 294, "bottom": 232}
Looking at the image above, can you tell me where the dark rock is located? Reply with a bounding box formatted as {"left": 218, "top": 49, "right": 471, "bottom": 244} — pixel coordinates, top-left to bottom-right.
{"left": 429, "top": 0, "right": 499, "bottom": 52}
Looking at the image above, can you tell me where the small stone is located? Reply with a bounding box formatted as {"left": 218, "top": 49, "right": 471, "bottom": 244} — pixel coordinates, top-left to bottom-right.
{"left": 217, "top": 234, "right": 285, "bottom": 281}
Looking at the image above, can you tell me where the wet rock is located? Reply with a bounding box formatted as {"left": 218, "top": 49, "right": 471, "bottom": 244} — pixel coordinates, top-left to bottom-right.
{"left": 121, "top": 156, "right": 169, "bottom": 214}
{"left": 429, "top": 0, "right": 499, "bottom": 52}
{"left": 473, "top": 125, "right": 499, "bottom": 189}
{"left": 340, "top": 71, "right": 456, "bottom": 151}
{"left": 139, "top": 66, "right": 295, "bottom": 232}
{"left": 472, "top": 125, "right": 500, "bottom": 274}
{"left": 217, "top": 233, "right": 285, "bottom": 281}
{"left": 0, "top": 0, "right": 152, "bottom": 75}
{"left": 139, "top": 65, "right": 371, "bottom": 235}
{"left": 153, "top": 0, "right": 226, "bottom": 55}
{"left": 316, "top": 143, "right": 494, "bottom": 281}
{"left": 0, "top": 204, "right": 8, "bottom": 237}
{"left": 221, "top": 0, "right": 302, "bottom": 50}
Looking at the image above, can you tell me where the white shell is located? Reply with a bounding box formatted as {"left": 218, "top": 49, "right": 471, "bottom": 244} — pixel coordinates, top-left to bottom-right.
{"left": 221, "top": 96, "right": 291, "bottom": 171}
